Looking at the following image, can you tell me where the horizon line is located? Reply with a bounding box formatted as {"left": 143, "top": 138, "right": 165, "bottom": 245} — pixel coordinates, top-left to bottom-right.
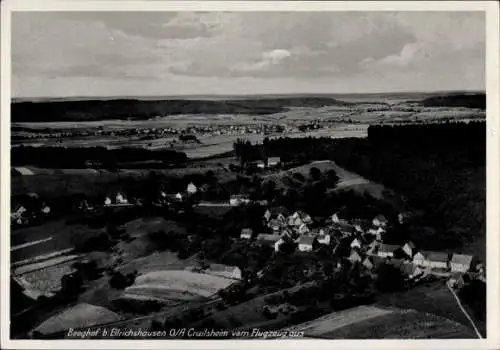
{"left": 11, "top": 89, "right": 486, "bottom": 101}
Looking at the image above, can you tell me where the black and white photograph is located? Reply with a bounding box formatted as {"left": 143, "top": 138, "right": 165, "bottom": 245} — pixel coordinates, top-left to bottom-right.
{"left": 1, "top": 1, "right": 499, "bottom": 349}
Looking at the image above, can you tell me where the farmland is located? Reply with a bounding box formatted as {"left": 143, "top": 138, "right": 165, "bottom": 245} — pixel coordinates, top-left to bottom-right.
{"left": 292, "top": 306, "right": 477, "bottom": 339}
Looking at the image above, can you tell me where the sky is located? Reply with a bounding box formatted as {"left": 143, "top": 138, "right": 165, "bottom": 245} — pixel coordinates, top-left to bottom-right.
{"left": 12, "top": 11, "right": 486, "bottom": 98}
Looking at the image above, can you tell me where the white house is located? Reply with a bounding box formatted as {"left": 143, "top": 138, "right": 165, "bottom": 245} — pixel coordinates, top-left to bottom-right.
{"left": 267, "top": 157, "right": 281, "bottom": 168}
{"left": 412, "top": 251, "right": 427, "bottom": 267}
{"left": 376, "top": 244, "right": 399, "bottom": 258}
{"left": 298, "top": 223, "right": 310, "bottom": 235}
{"left": 372, "top": 215, "right": 389, "bottom": 228}
{"left": 256, "top": 161, "right": 266, "bottom": 169}
{"left": 450, "top": 254, "right": 473, "bottom": 273}
{"left": 41, "top": 205, "right": 51, "bottom": 214}
{"left": 207, "top": 264, "right": 242, "bottom": 280}
{"left": 104, "top": 197, "right": 112, "bottom": 206}
{"left": 350, "top": 238, "right": 362, "bottom": 249}
{"left": 116, "top": 192, "right": 128, "bottom": 204}
{"left": 317, "top": 234, "right": 331, "bottom": 245}
{"left": 298, "top": 236, "right": 314, "bottom": 252}
{"left": 263, "top": 209, "right": 272, "bottom": 222}
{"left": 331, "top": 213, "right": 349, "bottom": 225}
{"left": 230, "top": 195, "right": 251, "bottom": 206}
{"left": 348, "top": 250, "right": 362, "bottom": 264}
{"left": 187, "top": 182, "right": 198, "bottom": 194}
{"left": 413, "top": 251, "right": 449, "bottom": 269}
{"left": 402, "top": 241, "right": 416, "bottom": 258}
{"left": 175, "top": 192, "right": 183, "bottom": 201}
{"left": 11, "top": 205, "right": 26, "bottom": 219}
{"left": 240, "top": 228, "right": 253, "bottom": 240}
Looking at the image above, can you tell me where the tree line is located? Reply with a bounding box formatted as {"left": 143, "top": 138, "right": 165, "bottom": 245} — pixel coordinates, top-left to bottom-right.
{"left": 11, "top": 146, "right": 188, "bottom": 169}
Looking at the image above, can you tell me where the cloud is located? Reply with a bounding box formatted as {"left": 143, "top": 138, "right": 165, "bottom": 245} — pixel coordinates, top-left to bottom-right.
{"left": 12, "top": 11, "right": 486, "bottom": 97}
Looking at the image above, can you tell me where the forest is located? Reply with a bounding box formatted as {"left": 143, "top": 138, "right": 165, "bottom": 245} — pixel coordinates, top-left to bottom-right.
{"left": 11, "top": 146, "right": 188, "bottom": 169}
{"left": 245, "top": 121, "right": 486, "bottom": 251}
{"left": 11, "top": 97, "right": 351, "bottom": 122}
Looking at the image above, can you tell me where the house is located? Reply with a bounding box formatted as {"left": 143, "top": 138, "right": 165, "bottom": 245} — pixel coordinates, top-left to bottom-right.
{"left": 41, "top": 205, "right": 51, "bottom": 214}
{"left": 230, "top": 195, "right": 251, "bottom": 206}
{"left": 427, "top": 251, "right": 449, "bottom": 269}
{"left": 402, "top": 241, "right": 416, "bottom": 258}
{"left": 366, "top": 240, "right": 380, "bottom": 256}
{"left": 116, "top": 192, "right": 128, "bottom": 204}
{"left": 240, "top": 228, "right": 253, "bottom": 240}
{"left": 412, "top": 251, "right": 427, "bottom": 267}
{"left": 268, "top": 219, "right": 282, "bottom": 232}
{"left": 449, "top": 273, "right": 465, "bottom": 289}
{"left": 187, "top": 182, "right": 198, "bottom": 194}
{"left": 372, "top": 215, "right": 389, "bottom": 228}
{"left": 298, "top": 236, "right": 314, "bottom": 252}
{"left": 352, "top": 219, "right": 368, "bottom": 233}
{"left": 317, "top": 234, "right": 331, "bottom": 245}
{"left": 175, "top": 192, "right": 183, "bottom": 201}
{"left": 11, "top": 205, "right": 27, "bottom": 219}
{"left": 207, "top": 264, "right": 242, "bottom": 280}
{"left": 256, "top": 233, "right": 281, "bottom": 246}
{"left": 331, "top": 212, "right": 349, "bottom": 225}
{"left": 297, "top": 223, "right": 310, "bottom": 235}
{"left": 414, "top": 251, "right": 449, "bottom": 269}
{"left": 104, "top": 197, "right": 112, "bottom": 206}
{"left": 263, "top": 209, "right": 272, "bottom": 222}
{"left": 267, "top": 157, "right": 281, "bottom": 168}
{"left": 337, "top": 224, "right": 355, "bottom": 237}
{"left": 274, "top": 238, "right": 285, "bottom": 253}
{"left": 350, "top": 238, "right": 362, "bottom": 249}
{"left": 256, "top": 160, "right": 266, "bottom": 169}
{"left": 276, "top": 213, "right": 287, "bottom": 225}
{"left": 377, "top": 244, "right": 399, "bottom": 258}
{"left": 450, "top": 254, "right": 474, "bottom": 273}
{"left": 280, "top": 229, "right": 293, "bottom": 239}
{"left": 348, "top": 250, "right": 362, "bottom": 264}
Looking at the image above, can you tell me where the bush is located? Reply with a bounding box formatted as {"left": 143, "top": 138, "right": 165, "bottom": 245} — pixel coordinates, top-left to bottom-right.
{"left": 109, "top": 271, "right": 137, "bottom": 290}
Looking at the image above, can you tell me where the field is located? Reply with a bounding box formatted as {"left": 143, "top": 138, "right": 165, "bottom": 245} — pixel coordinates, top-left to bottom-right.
{"left": 18, "top": 261, "right": 76, "bottom": 292}
{"left": 32, "top": 303, "right": 123, "bottom": 336}
{"left": 286, "top": 305, "right": 394, "bottom": 336}
{"left": 297, "top": 307, "right": 477, "bottom": 339}
{"left": 265, "top": 160, "right": 389, "bottom": 200}
{"left": 375, "top": 280, "right": 485, "bottom": 335}
{"left": 125, "top": 270, "right": 236, "bottom": 299}
{"left": 191, "top": 282, "right": 316, "bottom": 329}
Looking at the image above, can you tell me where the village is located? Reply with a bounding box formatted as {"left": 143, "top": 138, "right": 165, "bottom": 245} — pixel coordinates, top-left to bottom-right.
{"left": 10, "top": 152, "right": 486, "bottom": 339}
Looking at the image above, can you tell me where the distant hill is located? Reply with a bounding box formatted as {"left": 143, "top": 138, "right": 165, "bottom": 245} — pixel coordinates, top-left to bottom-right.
{"left": 11, "top": 98, "right": 352, "bottom": 122}
{"left": 420, "top": 93, "right": 486, "bottom": 109}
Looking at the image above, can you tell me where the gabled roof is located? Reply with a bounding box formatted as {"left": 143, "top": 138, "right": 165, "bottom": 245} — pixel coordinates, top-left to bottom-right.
{"left": 422, "top": 251, "right": 449, "bottom": 263}
{"left": 374, "top": 214, "right": 388, "bottom": 222}
{"left": 256, "top": 233, "right": 281, "bottom": 241}
{"left": 241, "top": 228, "right": 253, "bottom": 235}
{"left": 451, "top": 254, "right": 473, "bottom": 266}
{"left": 404, "top": 241, "right": 416, "bottom": 249}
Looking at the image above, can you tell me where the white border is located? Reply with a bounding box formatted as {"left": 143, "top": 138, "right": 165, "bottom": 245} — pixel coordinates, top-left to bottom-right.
{"left": 1, "top": 1, "right": 499, "bottom": 350}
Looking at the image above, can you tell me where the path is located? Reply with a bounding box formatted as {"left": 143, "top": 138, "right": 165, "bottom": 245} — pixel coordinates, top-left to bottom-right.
{"left": 446, "top": 281, "right": 483, "bottom": 339}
